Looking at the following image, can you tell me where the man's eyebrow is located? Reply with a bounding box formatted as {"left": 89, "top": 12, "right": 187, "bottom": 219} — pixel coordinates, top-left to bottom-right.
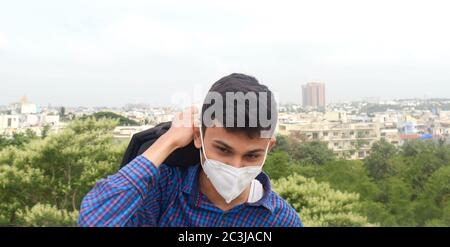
{"left": 244, "top": 149, "right": 266, "bottom": 154}
{"left": 213, "top": 140, "right": 234, "bottom": 150}
{"left": 213, "top": 140, "right": 265, "bottom": 154}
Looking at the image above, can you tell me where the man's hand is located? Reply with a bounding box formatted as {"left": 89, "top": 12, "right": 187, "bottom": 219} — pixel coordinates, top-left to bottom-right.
{"left": 142, "top": 106, "right": 199, "bottom": 167}
{"left": 166, "top": 105, "right": 199, "bottom": 149}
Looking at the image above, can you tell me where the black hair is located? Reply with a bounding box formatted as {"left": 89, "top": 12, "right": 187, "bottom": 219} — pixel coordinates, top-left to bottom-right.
{"left": 201, "top": 73, "right": 277, "bottom": 138}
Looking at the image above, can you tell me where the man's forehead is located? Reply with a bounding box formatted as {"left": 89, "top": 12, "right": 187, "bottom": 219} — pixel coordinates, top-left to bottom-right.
{"left": 205, "top": 126, "right": 271, "bottom": 146}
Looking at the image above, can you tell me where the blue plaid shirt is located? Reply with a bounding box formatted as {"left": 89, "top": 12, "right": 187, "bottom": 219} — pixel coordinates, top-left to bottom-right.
{"left": 78, "top": 155, "right": 302, "bottom": 227}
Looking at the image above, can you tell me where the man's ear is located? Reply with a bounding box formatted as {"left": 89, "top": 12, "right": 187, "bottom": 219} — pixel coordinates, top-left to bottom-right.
{"left": 193, "top": 126, "right": 202, "bottom": 149}
{"left": 268, "top": 136, "right": 276, "bottom": 152}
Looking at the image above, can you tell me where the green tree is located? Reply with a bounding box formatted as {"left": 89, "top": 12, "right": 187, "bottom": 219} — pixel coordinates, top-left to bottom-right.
{"left": 274, "top": 135, "right": 335, "bottom": 165}
{"left": 80, "top": 111, "right": 139, "bottom": 126}
{"left": 415, "top": 166, "right": 450, "bottom": 226}
{"left": 272, "top": 134, "right": 289, "bottom": 152}
{"left": 272, "top": 173, "right": 377, "bottom": 227}
{"left": 0, "top": 130, "right": 38, "bottom": 150}
{"left": 263, "top": 150, "right": 301, "bottom": 180}
{"left": 401, "top": 140, "right": 449, "bottom": 194}
{"left": 364, "top": 140, "right": 397, "bottom": 180}
{"left": 314, "top": 160, "right": 381, "bottom": 201}
{"left": 41, "top": 124, "right": 51, "bottom": 139}
{"left": 15, "top": 203, "right": 78, "bottom": 227}
{"left": 378, "top": 177, "right": 415, "bottom": 226}
{"left": 59, "top": 107, "right": 66, "bottom": 118}
{"left": 0, "top": 118, "right": 127, "bottom": 226}
{"left": 290, "top": 141, "right": 335, "bottom": 165}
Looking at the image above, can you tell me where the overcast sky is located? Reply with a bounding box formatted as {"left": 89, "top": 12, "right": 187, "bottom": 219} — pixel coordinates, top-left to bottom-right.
{"left": 1, "top": 0, "right": 450, "bottom": 107}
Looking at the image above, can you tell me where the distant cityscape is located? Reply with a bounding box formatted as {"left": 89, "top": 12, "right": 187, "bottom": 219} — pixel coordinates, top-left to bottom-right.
{"left": 1, "top": 83, "right": 450, "bottom": 160}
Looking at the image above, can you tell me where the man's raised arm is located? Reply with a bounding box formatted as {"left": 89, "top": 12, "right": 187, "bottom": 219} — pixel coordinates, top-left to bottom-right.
{"left": 77, "top": 107, "right": 197, "bottom": 226}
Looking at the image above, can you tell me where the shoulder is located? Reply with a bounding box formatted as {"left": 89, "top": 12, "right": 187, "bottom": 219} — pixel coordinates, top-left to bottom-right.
{"left": 133, "top": 154, "right": 191, "bottom": 181}
{"left": 268, "top": 191, "right": 303, "bottom": 227}
{"left": 157, "top": 162, "right": 199, "bottom": 190}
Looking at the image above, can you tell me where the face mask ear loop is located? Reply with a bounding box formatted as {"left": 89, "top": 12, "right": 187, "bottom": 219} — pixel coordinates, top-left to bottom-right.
{"left": 260, "top": 141, "right": 271, "bottom": 166}
{"left": 199, "top": 124, "right": 209, "bottom": 161}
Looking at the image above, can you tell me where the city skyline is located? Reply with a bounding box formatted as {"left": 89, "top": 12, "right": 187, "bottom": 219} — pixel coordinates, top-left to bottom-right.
{"left": 2, "top": 93, "right": 450, "bottom": 109}
{"left": 5, "top": 85, "right": 449, "bottom": 108}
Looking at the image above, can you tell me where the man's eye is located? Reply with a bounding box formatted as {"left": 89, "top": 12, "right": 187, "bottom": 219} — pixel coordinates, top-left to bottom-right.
{"left": 217, "top": 147, "right": 231, "bottom": 154}
{"left": 245, "top": 154, "right": 260, "bottom": 159}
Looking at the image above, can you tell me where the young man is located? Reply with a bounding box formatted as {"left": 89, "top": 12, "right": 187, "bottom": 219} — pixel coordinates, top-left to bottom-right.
{"left": 78, "top": 73, "right": 302, "bottom": 227}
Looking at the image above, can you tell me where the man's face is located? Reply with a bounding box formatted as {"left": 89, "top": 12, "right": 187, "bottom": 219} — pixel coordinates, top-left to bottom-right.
{"left": 193, "top": 126, "right": 276, "bottom": 168}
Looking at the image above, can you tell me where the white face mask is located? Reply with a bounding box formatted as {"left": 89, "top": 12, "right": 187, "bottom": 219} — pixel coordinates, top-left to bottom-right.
{"left": 199, "top": 126, "right": 270, "bottom": 204}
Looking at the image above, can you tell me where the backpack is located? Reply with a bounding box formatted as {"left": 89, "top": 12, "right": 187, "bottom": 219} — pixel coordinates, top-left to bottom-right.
{"left": 120, "top": 121, "right": 200, "bottom": 169}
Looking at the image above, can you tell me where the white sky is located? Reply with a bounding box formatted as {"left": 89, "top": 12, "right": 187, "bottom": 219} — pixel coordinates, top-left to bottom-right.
{"left": 1, "top": 0, "right": 450, "bottom": 107}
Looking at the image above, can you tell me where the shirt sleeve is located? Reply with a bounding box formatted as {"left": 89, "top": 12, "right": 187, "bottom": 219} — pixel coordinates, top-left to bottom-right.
{"left": 77, "top": 155, "right": 179, "bottom": 227}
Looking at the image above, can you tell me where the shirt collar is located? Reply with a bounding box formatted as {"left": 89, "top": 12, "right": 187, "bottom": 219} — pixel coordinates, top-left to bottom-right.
{"left": 181, "top": 163, "right": 275, "bottom": 213}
